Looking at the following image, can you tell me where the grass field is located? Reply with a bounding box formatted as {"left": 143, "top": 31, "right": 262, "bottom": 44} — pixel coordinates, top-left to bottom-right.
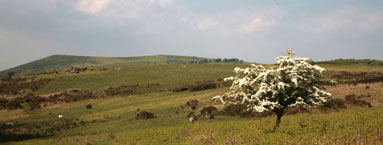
{"left": 34, "top": 64, "right": 248, "bottom": 95}
{"left": 1, "top": 63, "right": 383, "bottom": 144}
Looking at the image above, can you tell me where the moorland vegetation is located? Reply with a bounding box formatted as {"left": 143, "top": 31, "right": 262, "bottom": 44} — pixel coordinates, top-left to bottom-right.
{"left": 0, "top": 55, "right": 382, "bottom": 144}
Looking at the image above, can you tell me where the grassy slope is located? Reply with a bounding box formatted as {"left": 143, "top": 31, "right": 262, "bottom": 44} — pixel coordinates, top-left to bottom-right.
{"left": 0, "top": 55, "right": 220, "bottom": 77}
{"left": 16, "top": 107, "right": 383, "bottom": 145}
{"left": 34, "top": 64, "right": 248, "bottom": 95}
{"left": 1, "top": 63, "right": 383, "bottom": 144}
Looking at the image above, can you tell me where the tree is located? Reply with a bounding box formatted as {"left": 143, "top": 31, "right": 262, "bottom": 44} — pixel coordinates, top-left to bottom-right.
{"left": 7, "top": 70, "right": 15, "bottom": 78}
{"left": 213, "top": 51, "right": 332, "bottom": 131}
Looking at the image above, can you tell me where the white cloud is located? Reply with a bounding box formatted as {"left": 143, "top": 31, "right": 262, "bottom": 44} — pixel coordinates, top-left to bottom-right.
{"left": 239, "top": 17, "right": 278, "bottom": 33}
{"left": 147, "top": 0, "right": 175, "bottom": 7}
{"left": 236, "top": 6, "right": 284, "bottom": 34}
{"left": 300, "top": 6, "right": 382, "bottom": 34}
{"left": 73, "top": 1, "right": 284, "bottom": 36}
{"left": 198, "top": 19, "right": 218, "bottom": 30}
{"left": 187, "top": 6, "right": 285, "bottom": 35}
{"left": 76, "top": 0, "right": 112, "bottom": 14}
{"left": 76, "top": 0, "right": 175, "bottom": 16}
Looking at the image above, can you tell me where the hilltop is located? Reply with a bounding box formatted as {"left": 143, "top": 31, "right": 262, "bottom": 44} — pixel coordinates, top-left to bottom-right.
{"left": 0, "top": 55, "right": 243, "bottom": 77}
{"left": 3, "top": 54, "right": 382, "bottom": 77}
{"left": 314, "top": 58, "right": 383, "bottom": 65}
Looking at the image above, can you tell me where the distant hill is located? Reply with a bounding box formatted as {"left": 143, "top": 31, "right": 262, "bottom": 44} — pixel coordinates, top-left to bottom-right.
{"left": 314, "top": 59, "right": 383, "bottom": 66}
{"left": 0, "top": 55, "right": 243, "bottom": 77}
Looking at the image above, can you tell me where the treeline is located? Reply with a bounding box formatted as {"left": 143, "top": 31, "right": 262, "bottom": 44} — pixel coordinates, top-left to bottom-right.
{"left": 314, "top": 59, "right": 383, "bottom": 66}
{"left": 189, "top": 58, "right": 244, "bottom": 64}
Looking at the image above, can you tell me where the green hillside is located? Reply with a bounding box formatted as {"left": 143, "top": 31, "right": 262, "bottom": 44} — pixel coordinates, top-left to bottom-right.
{"left": 0, "top": 55, "right": 242, "bottom": 77}
{"left": 0, "top": 63, "right": 383, "bottom": 144}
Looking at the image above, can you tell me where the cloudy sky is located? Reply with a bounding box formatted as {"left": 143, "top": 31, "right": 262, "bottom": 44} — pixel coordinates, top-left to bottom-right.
{"left": 0, "top": 0, "right": 382, "bottom": 70}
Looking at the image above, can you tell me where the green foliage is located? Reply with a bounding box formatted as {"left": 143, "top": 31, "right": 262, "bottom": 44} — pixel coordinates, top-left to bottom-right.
{"left": 223, "top": 58, "right": 241, "bottom": 63}
{"left": 7, "top": 70, "right": 15, "bottom": 78}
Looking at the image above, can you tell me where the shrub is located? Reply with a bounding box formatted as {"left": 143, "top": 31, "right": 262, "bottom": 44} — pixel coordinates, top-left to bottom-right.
{"left": 172, "top": 87, "right": 188, "bottom": 92}
{"left": 186, "top": 100, "right": 199, "bottom": 110}
{"left": 48, "top": 90, "right": 96, "bottom": 103}
{"left": 189, "top": 82, "right": 217, "bottom": 91}
{"left": 135, "top": 110, "right": 156, "bottom": 120}
{"left": 4, "top": 98, "right": 23, "bottom": 110}
{"left": 345, "top": 94, "right": 372, "bottom": 107}
{"left": 0, "top": 79, "right": 51, "bottom": 95}
{"left": 23, "top": 93, "right": 47, "bottom": 110}
{"left": 200, "top": 106, "right": 217, "bottom": 115}
{"left": 86, "top": 104, "right": 92, "bottom": 109}
{"left": 0, "top": 98, "right": 8, "bottom": 109}
{"left": 7, "top": 70, "right": 15, "bottom": 78}
{"left": 221, "top": 104, "right": 248, "bottom": 116}
{"left": 104, "top": 85, "right": 139, "bottom": 96}
{"left": 186, "top": 111, "right": 195, "bottom": 118}
{"left": 322, "top": 98, "right": 347, "bottom": 109}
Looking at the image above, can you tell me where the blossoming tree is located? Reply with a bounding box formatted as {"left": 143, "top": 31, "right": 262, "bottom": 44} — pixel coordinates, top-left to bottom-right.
{"left": 213, "top": 51, "right": 332, "bottom": 130}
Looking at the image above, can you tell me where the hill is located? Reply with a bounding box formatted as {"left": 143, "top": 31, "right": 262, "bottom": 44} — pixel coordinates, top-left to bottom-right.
{"left": 0, "top": 55, "right": 243, "bottom": 77}
{"left": 0, "top": 63, "right": 382, "bottom": 144}
{"left": 314, "top": 58, "right": 383, "bottom": 65}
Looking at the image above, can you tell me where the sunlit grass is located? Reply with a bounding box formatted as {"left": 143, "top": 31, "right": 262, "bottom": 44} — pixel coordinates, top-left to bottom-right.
{"left": 9, "top": 107, "right": 383, "bottom": 145}
{"left": 1, "top": 63, "right": 383, "bottom": 144}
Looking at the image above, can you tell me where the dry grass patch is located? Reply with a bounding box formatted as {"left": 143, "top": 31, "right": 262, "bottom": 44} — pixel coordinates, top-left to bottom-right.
{"left": 325, "top": 82, "right": 383, "bottom": 106}
{"left": 0, "top": 109, "right": 29, "bottom": 121}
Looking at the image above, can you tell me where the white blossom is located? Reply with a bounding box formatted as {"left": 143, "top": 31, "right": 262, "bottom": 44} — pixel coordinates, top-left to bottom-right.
{"left": 213, "top": 51, "right": 332, "bottom": 113}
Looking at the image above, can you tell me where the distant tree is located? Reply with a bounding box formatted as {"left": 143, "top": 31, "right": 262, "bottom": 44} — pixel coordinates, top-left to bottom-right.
{"left": 214, "top": 58, "right": 222, "bottom": 63}
{"left": 213, "top": 51, "right": 332, "bottom": 131}
{"left": 223, "top": 58, "right": 240, "bottom": 63}
{"left": 7, "top": 70, "right": 15, "bottom": 78}
{"left": 230, "top": 58, "right": 239, "bottom": 62}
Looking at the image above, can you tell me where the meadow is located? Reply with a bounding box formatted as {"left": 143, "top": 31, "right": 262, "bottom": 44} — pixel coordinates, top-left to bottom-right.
{"left": 0, "top": 63, "right": 382, "bottom": 144}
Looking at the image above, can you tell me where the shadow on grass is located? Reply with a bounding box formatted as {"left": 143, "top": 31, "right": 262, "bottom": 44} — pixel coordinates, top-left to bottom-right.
{"left": 0, "top": 123, "right": 54, "bottom": 143}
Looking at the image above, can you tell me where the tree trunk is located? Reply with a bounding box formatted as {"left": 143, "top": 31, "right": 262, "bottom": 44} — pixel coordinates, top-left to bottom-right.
{"left": 273, "top": 110, "right": 284, "bottom": 132}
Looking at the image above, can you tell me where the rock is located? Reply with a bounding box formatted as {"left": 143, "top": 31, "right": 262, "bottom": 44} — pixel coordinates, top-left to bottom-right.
{"left": 6, "top": 122, "right": 14, "bottom": 126}
{"left": 189, "top": 117, "right": 195, "bottom": 123}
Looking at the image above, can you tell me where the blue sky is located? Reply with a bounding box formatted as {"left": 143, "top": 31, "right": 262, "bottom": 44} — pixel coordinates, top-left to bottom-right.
{"left": 0, "top": 0, "right": 382, "bottom": 70}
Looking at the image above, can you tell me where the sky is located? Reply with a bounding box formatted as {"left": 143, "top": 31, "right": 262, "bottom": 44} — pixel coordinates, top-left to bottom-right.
{"left": 0, "top": 0, "right": 382, "bottom": 71}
